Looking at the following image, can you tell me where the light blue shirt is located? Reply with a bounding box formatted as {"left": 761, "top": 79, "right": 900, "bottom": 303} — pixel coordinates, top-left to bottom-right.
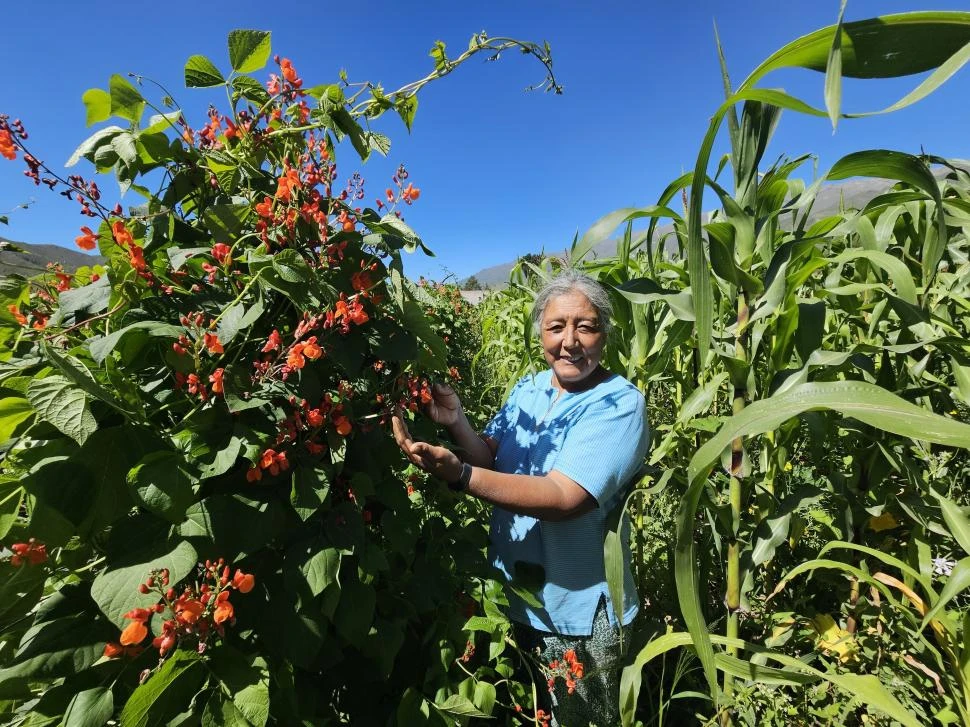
{"left": 484, "top": 369, "right": 649, "bottom": 635}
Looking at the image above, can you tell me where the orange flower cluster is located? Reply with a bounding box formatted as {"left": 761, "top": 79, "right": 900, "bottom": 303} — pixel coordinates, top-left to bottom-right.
{"left": 286, "top": 335, "right": 322, "bottom": 369}
{"left": 546, "top": 648, "right": 585, "bottom": 695}
{"left": 6, "top": 304, "right": 26, "bottom": 326}
{"left": 9, "top": 538, "right": 47, "bottom": 566}
{"left": 106, "top": 561, "right": 255, "bottom": 661}
{"left": 324, "top": 294, "right": 368, "bottom": 334}
{"left": 111, "top": 219, "right": 151, "bottom": 280}
{"left": 246, "top": 448, "right": 290, "bottom": 482}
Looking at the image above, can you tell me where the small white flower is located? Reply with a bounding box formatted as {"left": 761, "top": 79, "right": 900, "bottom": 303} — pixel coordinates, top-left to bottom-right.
{"left": 933, "top": 557, "right": 955, "bottom": 577}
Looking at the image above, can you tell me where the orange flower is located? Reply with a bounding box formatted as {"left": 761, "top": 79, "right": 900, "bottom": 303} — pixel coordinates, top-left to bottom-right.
{"left": 274, "top": 166, "right": 302, "bottom": 203}
{"left": 120, "top": 620, "right": 148, "bottom": 646}
{"left": 286, "top": 343, "right": 306, "bottom": 369}
{"left": 7, "top": 304, "right": 26, "bottom": 326}
{"left": 213, "top": 591, "right": 234, "bottom": 624}
{"left": 347, "top": 299, "right": 369, "bottom": 325}
{"left": 261, "top": 329, "right": 282, "bottom": 352}
{"left": 255, "top": 195, "right": 274, "bottom": 218}
{"left": 211, "top": 243, "right": 232, "bottom": 265}
{"left": 103, "top": 641, "right": 124, "bottom": 659}
{"left": 302, "top": 336, "right": 322, "bottom": 360}
{"left": 232, "top": 569, "right": 255, "bottom": 593}
{"left": 209, "top": 368, "right": 224, "bottom": 394}
{"left": 175, "top": 597, "right": 204, "bottom": 625}
{"left": 111, "top": 220, "right": 134, "bottom": 248}
{"left": 401, "top": 183, "right": 421, "bottom": 203}
{"left": 0, "top": 129, "right": 17, "bottom": 160}
{"left": 333, "top": 414, "right": 352, "bottom": 436}
{"left": 351, "top": 270, "right": 372, "bottom": 293}
{"left": 10, "top": 539, "right": 46, "bottom": 566}
{"left": 203, "top": 332, "right": 224, "bottom": 355}
{"left": 75, "top": 226, "right": 98, "bottom": 251}
{"left": 55, "top": 272, "right": 72, "bottom": 292}
{"left": 279, "top": 58, "right": 299, "bottom": 85}
{"left": 306, "top": 408, "right": 324, "bottom": 427}
{"left": 31, "top": 313, "right": 48, "bottom": 330}
{"left": 246, "top": 466, "right": 262, "bottom": 483}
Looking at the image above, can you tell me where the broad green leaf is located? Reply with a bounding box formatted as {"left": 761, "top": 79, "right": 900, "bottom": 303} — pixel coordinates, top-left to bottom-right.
{"left": 184, "top": 54, "right": 225, "bottom": 87}
{"left": 63, "top": 687, "right": 113, "bottom": 727}
{"left": 119, "top": 650, "right": 206, "bottom": 727}
{"left": 228, "top": 30, "right": 272, "bottom": 73}
{"left": 932, "top": 490, "right": 970, "bottom": 558}
{"left": 272, "top": 249, "right": 311, "bottom": 283}
{"left": 109, "top": 74, "right": 145, "bottom": 125}
{"left": 91, "top": 539, "right": 197, "bottom": 627}
{"left": 128, "top": 451, "right": 196, "bottom": 523}
{"left": 57, "top": 275, "right": 111, "bottom": 324}
{"left": 27, "top": 375, "right": 96, "bottom": 445}
{"left": 301, "top": 547, "right": 340, "bottom": 597}
{"left": 81, "top": 88, "right": 111, "bottom": 127}
{"left": 2, "top": 612, "right": 116, "bottom": 686}
{"left": 208, "top": 649, "right": 270, "bottom": 727}
{"left": 434, "top": 694, "right": 491, "bottom": 719}
{"left": 88, "top": 321, "right": 184, "bottom": 364}
{"left": 41, "top": 343, "right": 130, "bottom": 415}
{"left": 401, "top": 300, "right": 448, "bottom": 369}
{"left": 0, "top": 397, "right": 33, "bottom": 442}
{"left": 66, "top": 125, "right": 125, "bottom": 167}
{"left": 202, "top": 691, "right": 249, "bottom": 727}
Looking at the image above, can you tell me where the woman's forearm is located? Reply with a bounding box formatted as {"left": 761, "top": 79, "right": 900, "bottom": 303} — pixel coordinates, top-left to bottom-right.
{"left": 446, "top": 412, "right": 495, "bottom": 469}
{"left": 466, "top": 467, "right": 594, "bottom": 522}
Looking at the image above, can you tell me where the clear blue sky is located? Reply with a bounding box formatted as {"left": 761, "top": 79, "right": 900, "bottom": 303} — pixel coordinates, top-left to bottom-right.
{"left": 2, "top": 1, "right": 969, "bottom": 282}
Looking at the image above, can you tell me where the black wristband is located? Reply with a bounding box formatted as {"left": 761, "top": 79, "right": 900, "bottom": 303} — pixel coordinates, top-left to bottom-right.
{"left": 447, "top": 462, "right": 473, "bottom": 492}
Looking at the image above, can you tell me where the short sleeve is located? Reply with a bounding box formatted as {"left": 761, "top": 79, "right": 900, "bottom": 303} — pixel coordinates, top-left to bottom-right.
{"left": 482, "top": 375, "right": 528, "bottom": 445}
{"left": 550, "top": 388, "right": 648, "bottom": 506}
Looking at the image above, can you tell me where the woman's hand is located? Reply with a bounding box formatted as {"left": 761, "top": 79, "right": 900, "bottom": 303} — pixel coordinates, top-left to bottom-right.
{"left": 391, "top": 411, "right": 463, "bottom": 482}
{"left": 425, "top": 383, "right": 463, "bottom": 428}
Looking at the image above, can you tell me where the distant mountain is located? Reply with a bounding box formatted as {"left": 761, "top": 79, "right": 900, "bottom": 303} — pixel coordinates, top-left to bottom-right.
{"left": 0, "top": 238, "right": 104, "bottom": 278}
{"left": 463, "top": 168, "right": 967, "bottom": 289}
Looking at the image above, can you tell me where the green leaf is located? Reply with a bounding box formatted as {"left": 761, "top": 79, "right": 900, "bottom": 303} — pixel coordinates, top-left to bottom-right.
{"left": 0, "top": 478, "right": 22, "bottom": 539}
{"left": 63, "top": 687, "right": 114, "bottom": 727}
{"left": 208, "top": 649, "right": 270, "bottom": 727}
{"left": 57, "top": 275, "right": 111, "bottom": 324}
{"left": 297, "top": 545, "right": 340, "bottom": 597}
{"left": 89, "top": 321, "right": 184, "bottom": 364}
{"left": 0, "top": 396, "right": 34, "bottom": 441}
{"left": 109, "top": 74, "right": 145, "bottom": 125}
{"left": 573, "top": 205, "right": 680, "bottom": 264}
{"left": 119, "top": 650, "right": 206, "bottom": 727}
{"left": 202, "top": 690, "right": 249, "bottom": 727}
{"left": 128, "top": 451, "right": 196, "bottom": 523}
{"left": 434, "top": 694, "right": 491, "bottom": 719}
{"left": 272, "top": 249, "right": 311, "bottom": 283}
{"left": 933, "top": 490, "right": 970, "bottom": 558}
{"left": 429, "top": 40, "right": 449, "bottom": 73}
{"left": 81, "top": 88, "right": 111, "bottom": 127}
{"left": 824, "top": 1, "right": 848, "bottom": 130}
{"left": 827, "top": 150, "right": 946, "bottom": 286}
{"left": 185, "top": 54, "right": 226, "bottom": 88}
{"left": 91, "top": 540, "right": 197, "bottom": 627}
{"left": 401, "top": 300, "right": 448, "bottom": 369}
{"left": 228, "top": 30, "right": 272, "bottom": 73}
{"left": 66, "top": 125, "right": 125, "bottom": 167}
{"left": 678, "top": 380, "right": 970, "bottom": 701}
{"left": 41, "top": 343, "right": 130, "bottom": 415}
{"left": 27, "top": 375, "right": 96, "bottom": 445}
{"left": 396, "top": 95, "right": 418, "bottom": 132}
{"left": 923, "top": 558, "right": 970, "bottom": 628}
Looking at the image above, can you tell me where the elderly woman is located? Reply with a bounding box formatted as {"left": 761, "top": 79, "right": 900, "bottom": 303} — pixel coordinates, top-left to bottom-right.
{"left": 392, "top": 270, "right": 649, "bottom": 725}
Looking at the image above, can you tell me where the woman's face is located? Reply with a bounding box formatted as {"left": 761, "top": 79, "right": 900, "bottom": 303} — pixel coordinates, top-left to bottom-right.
{"left": 540, "top": 290, "right": 606, "bottom": 391}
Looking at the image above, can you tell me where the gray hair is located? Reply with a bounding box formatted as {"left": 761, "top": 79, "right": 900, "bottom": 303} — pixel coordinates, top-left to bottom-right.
{"left": 531, "top": 270, "right": 613, "bottom": 336}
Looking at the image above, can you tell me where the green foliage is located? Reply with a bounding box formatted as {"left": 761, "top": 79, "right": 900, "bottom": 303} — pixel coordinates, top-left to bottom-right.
{"left": 0, "top": 29, "right": 563, "bottom": 726}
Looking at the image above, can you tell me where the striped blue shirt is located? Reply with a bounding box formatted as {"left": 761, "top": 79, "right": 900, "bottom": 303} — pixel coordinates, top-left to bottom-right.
{"left": 484, "top": 369, "right": 649, "bottom": 635}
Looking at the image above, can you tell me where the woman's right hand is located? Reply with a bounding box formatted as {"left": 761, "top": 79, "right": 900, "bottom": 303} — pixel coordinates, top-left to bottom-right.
{"left": 426, "top": 382, "right": 463, "bottom": 428}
